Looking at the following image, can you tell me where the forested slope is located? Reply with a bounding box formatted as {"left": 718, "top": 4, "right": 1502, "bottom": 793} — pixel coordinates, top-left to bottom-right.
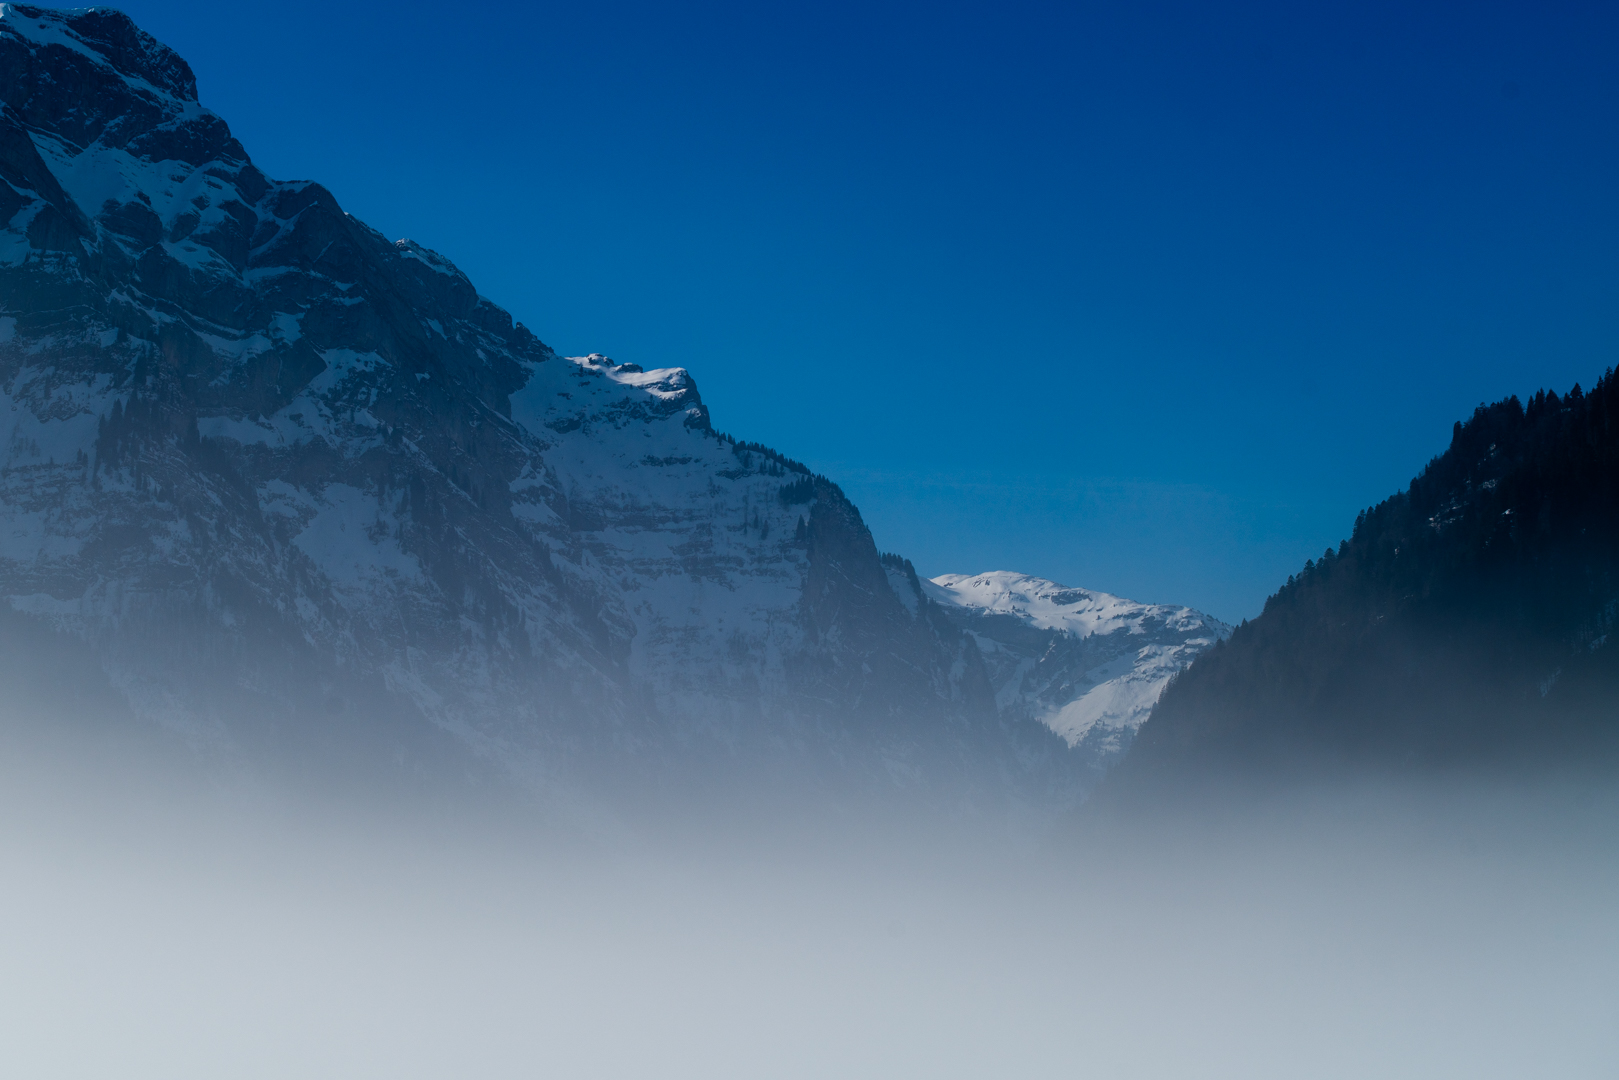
{"left": 1114, "top": 373, "right": 1619, "bottom": 794}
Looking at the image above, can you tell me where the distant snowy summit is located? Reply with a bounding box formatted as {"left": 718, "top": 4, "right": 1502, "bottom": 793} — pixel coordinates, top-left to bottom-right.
{"left": 909, "top": 571, "right": 1229, "bottom": 769}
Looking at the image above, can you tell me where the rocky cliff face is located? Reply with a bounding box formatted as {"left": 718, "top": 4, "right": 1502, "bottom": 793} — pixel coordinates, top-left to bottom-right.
{"left": 0, "top": 6, "right": 1205, "bottom": 807}
{"left": 0, "top": 5, "right": 1052, "bottom": 800}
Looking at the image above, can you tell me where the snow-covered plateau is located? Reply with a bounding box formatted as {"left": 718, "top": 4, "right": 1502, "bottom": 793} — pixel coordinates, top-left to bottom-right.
{"left": 0, "top": 5, "right": 1225, "bottom": 805}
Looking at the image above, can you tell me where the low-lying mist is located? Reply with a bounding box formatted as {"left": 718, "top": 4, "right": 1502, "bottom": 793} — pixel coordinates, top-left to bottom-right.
{"left": 1, "top": 728, "right": 1615, "bottom": 1079}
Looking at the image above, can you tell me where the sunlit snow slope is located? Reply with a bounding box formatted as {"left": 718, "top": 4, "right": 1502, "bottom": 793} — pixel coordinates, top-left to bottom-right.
{"left": 919, "top": 571, "right": 1229, "bottom": 770}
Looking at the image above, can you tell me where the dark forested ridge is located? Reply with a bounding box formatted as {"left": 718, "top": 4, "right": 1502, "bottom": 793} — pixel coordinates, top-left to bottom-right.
{"left": 1112, "top": 373, "right": 1619, "bottom": 794}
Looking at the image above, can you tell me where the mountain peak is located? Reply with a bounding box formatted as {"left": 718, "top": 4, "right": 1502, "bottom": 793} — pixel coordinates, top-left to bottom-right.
{"left": 0, "top": 5, "right": 198, "bottom": 103}
{"left": 922, "top": 571, "right": 1229, "bottom": 761}
{"left": 927, "top": 570, "right": 1222, "bottom": 639}
{"left": 0, "top": 5, "right": 1210, "bottom": 809}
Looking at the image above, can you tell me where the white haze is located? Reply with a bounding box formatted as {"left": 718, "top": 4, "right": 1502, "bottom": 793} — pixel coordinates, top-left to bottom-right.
{"left": 0, "top": 743, "right": 1615, "bottom": 1079}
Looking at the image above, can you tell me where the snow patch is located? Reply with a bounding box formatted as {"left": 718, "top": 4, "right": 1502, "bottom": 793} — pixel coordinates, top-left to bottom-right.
{"left": 293, "top": 483, "right": 421, "bottom": 589}
{"left": 309, "top": 348, "right": 389, "bottom": 395}
{"left": 885, "top": 565, "right": 920, "bottom": 616}
{"left": 0, "top": 374, "right": 110, "bottom": 467}
{"left": 927, "top": 571, "right": 1192, "bottom": 638}
{"left": 8, "top": 591, "right": 81, "bottom": 617}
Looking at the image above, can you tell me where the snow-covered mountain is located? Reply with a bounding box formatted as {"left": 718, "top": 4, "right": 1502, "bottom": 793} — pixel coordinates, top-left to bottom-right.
{"left": 913, "top": 571, "right": 1228, "bottom": 771}
{"left": 0, "top": 5, "right": 1213, "bottom": 805}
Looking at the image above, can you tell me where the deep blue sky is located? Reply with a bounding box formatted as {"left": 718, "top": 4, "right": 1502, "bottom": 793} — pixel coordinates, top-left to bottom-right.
{"left": 118, "top": 0, "right": 1619, "bottom": 621}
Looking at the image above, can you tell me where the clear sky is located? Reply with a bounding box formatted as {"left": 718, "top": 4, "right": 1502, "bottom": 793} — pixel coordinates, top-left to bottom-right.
{"left": 117, "top": 0, "right": 1618, "bottom": 622}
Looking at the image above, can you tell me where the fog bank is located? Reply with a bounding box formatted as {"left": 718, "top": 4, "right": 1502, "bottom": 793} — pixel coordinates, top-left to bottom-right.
{"left": 1, "top": 747, "right": 1614, "bottom": 1080}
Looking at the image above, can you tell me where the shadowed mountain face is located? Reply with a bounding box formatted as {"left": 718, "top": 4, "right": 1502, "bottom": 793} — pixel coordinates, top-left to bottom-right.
{"left": 1111, "top": 373, "right": 1619, "bottom": 799}
{"left": 0, "top": 5, "right": 1133, "bottom": 806}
